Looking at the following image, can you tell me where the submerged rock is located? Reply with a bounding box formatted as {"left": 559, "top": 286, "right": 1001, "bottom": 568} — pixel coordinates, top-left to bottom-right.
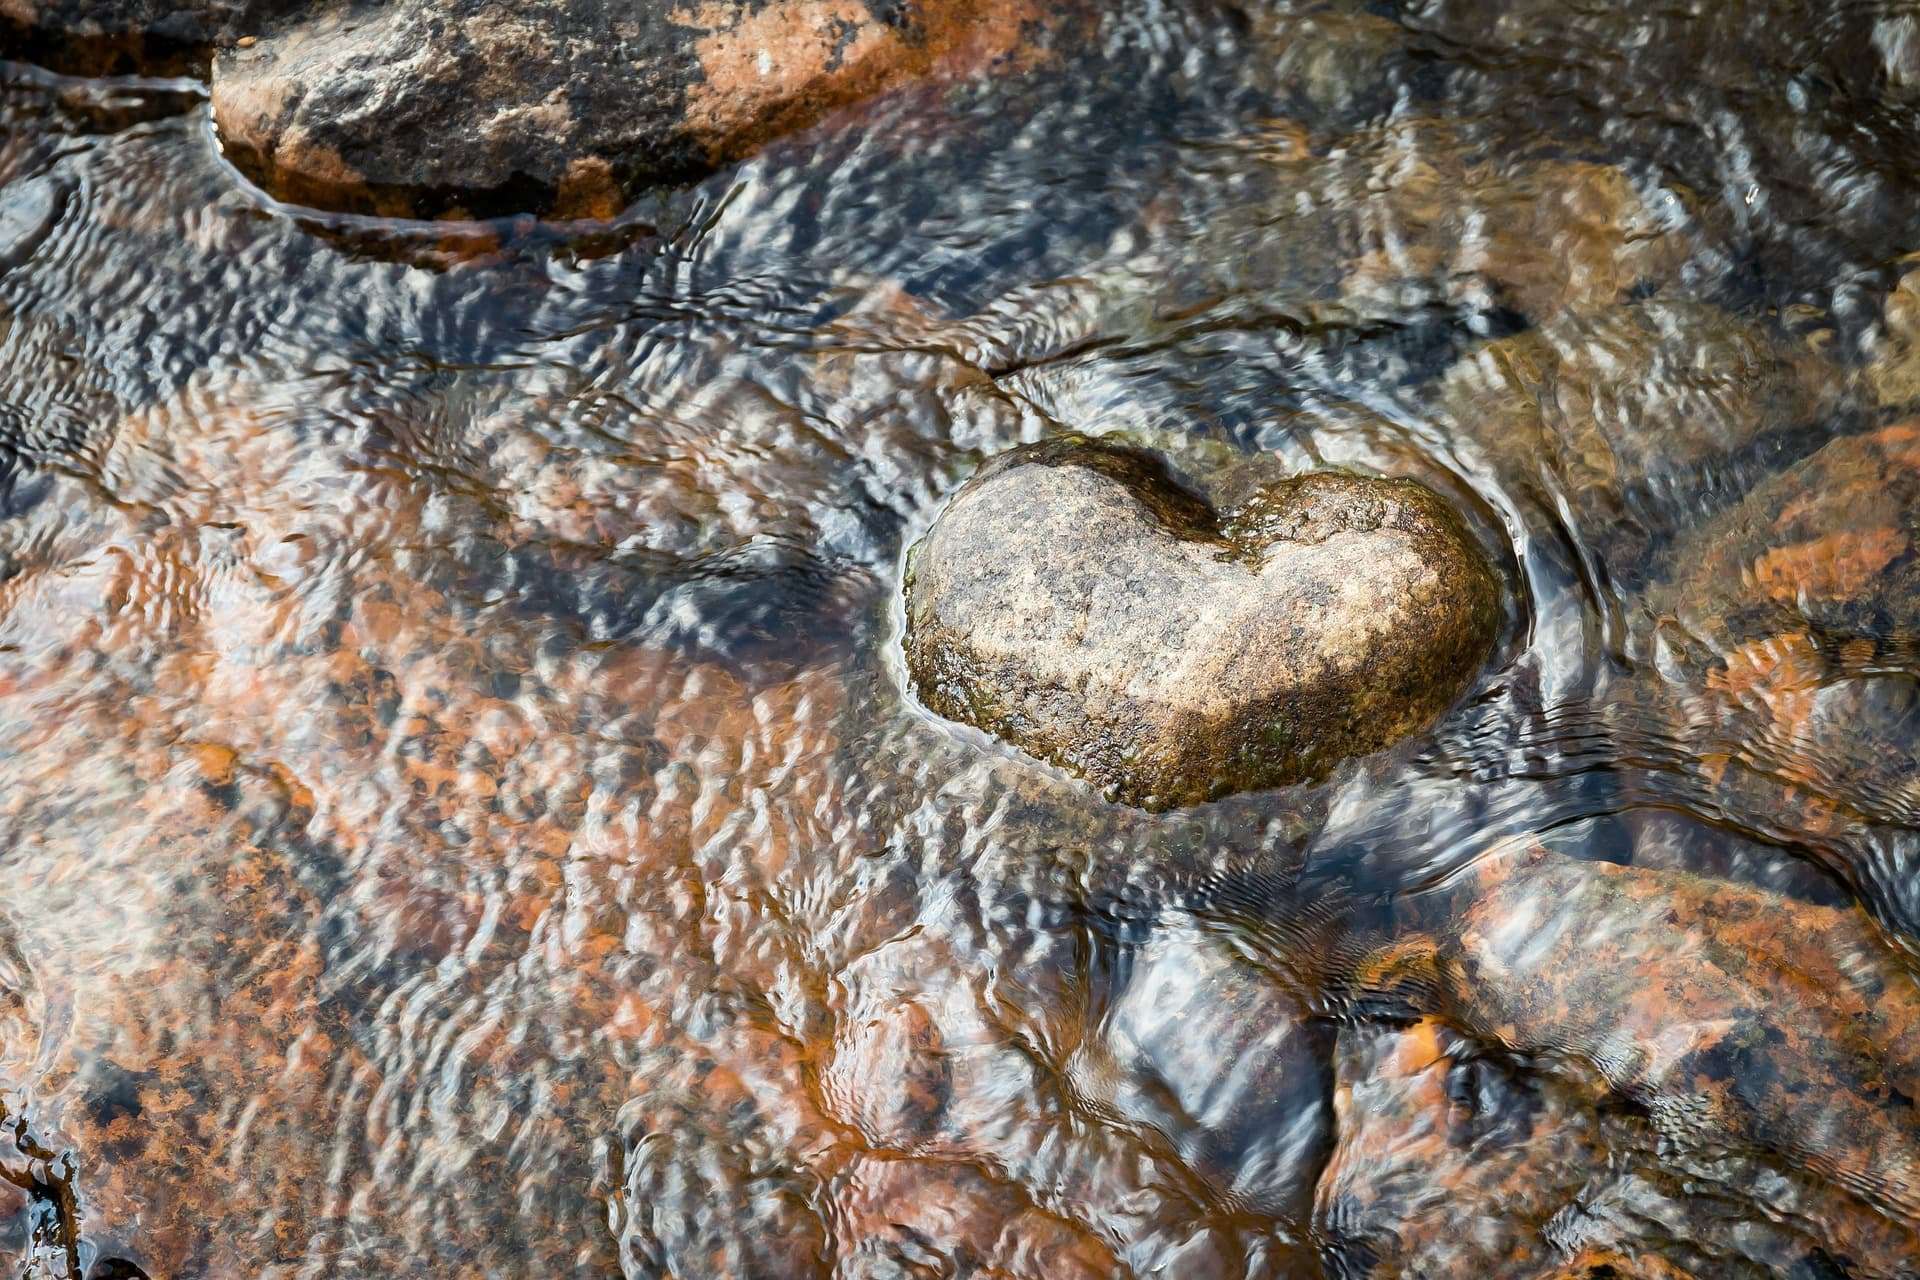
{"left": 1868, "top": 263, "right": 1920, "bottom": 411}
{"left": 1315, "top": 1018, "right": 1625, "bottom": 1278}
{"left": 209, "top": 0, "right": 1078, "bottom": 216}
{"left": 1353, "top": 842, "right": 1920, "bottom": 1275}
{"left": 1322, "top": 839, "right": 1920, "bottom": 1276}
{"left": 1327, "top": 132, "right": 1703, "bottom": 325}
{"left": 1438, "top": 300, "right": 1830, "bottom": 583}
{"left": 1620, "top": 422, "right": 1920, "bottom": 936}
{"left": 1651, "top": 420, "right": 1920, "bottom": 653}
{"left": 902, "top": 437, "right": 1501, "bottom": 808}
{"left": 1314, "top": 1015, "right": 1908, "bottom": 1279}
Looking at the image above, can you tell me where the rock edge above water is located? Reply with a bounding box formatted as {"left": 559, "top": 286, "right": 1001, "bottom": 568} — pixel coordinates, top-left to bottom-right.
{"left": 6, "top": 0, "right": 1082, "bottom": 217}
{"left": 903, "top": 437, "right": 1502, "bottom": 808}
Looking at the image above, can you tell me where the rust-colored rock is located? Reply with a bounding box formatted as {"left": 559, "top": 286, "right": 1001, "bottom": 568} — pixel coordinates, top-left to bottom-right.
{"left": 1382, "top": 843, "right": 1920, "bottom": 1273}
{"left": 1325, "top": 841, "right": 1920, "bottom": 1276}
{"left": 1627, "top": 422, "right": 1920, "bottom": 933}
{"left": 208, "top": 0, "right": 1083, "bottom": 216}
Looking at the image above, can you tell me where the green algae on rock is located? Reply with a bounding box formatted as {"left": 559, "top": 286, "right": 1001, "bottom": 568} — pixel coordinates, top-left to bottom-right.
{"left": 901, "top": 437, "right": 1501, "bottom": 809}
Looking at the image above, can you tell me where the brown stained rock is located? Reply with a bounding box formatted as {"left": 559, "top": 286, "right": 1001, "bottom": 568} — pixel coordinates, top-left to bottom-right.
{"left": 1399, "top": 0, "right": 1891, "bottom": 106}
{"left": 1324, "top": 841, "right": 1920, "bottom": 1276}
{"left": 1160, "top": 117, "right": 1702, "bottom": 327}
{"left": 801, "top": 906, "right": 1331, "bottom": 1275}
{"left": 830, "top": 1155, "right": 1120, "bottom": 1278}
{"left": 673, "top": 0, "right": 1053, "bottom": 164}
{"left": 1599, "top": 423, "right": 1920, "bottom": 935}
{"left": 208, "top": 0, "right": 1084, "bottom": 217}
{"left": 921, "top": 123, "right": 1706, "bottom": 404}
{"left": 1865, "top": 264, "right": 1920, "bottom": 411}
{"left": 1331, "top": 140, "right": 1702, "bottom": 324}
{"left": 1648, "top": 421, "right": 1920, "bottom": 659}
{"left": 0, "top": 0, "right": 298, "bottom": 74}
{"left": 1312, "top": 1019, "right": 1865, "bottom": 1278}
{"left": 1409, "top": 844, "right": 1920, "bottom": 1273}
{"left": 1543, "top": 1252, "right": 1702, "bottom": 1280}
{"left": 1314, "top": 1019, "right": 1618, "bottom": 1279}
{"left": 1243, "top": 10, "right": 1419, "bottom": 129}
{"left": 902, "top": 437, "right": 1501, "bottom": 809}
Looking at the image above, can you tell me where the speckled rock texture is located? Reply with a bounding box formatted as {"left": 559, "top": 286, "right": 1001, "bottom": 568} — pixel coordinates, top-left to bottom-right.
{"left": 902, "top": 437, "right": 1501, "bottom": 808}
{"left": 207, "top": 0, "right": 1080, "bottom": 216}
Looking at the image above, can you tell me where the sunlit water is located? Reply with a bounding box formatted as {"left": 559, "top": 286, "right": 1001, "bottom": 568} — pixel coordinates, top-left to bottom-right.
{"left": 6, "top": 2, "right": 1920, "bottom": 1275}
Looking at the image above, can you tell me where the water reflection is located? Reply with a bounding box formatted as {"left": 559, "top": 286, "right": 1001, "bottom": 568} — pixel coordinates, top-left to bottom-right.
{"left": 5, "top": 1, "right": 1920, "bottom": 1274}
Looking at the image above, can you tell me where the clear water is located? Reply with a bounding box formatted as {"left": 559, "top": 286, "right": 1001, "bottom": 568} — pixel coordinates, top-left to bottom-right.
{"left": 5, "top": 3, "right": 1920, "bottom": 1275}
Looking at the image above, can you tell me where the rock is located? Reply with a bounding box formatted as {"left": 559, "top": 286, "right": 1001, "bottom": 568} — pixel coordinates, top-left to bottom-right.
{"left": 209, "top": 0, "right": 1080, "bottom": 217}
{"left": 1621, "top": 423, "right": 1920, "bottom": 935}
{"left": 1329, "top": 136, "right": 1703, "bottom": 325}
{"left": 1243, "top": 10, "right": 1422, "bottom": 129}
{"left": 1325, "top": 838, "right": 1920, "bottom": 1275}
{"left": 1867, "top": 263, "right": 1920, "bottom": 411}
{"left": 1314, "top": 1019, "right": 1622, "bottom": 1278}
{"left": 902, "top": 437, "right": 1501, "bottom": 808}
{"left": 1391, "top": 842, "right": 1920, "bottom": 1271}
{"left": 830, "top": 1156, "right": 1121, "bottom": 1279}
{"left": 1437, "top": 301, "right": 1829, "bottom": 583}
{"left": 1876, "top": 12, "right": 1920, "bottom": 100}
{"left": 1397, "top": 0, "right": 1918, "bottom": 319}
{"left": 1649, "top": 421, "right": 1920, "bottom": 653}
{"left": 897, "top": 124, "right": 1706, "bottom": 405}
{"left": 1063, "top": 922, "right": 1333, "bottom": 1221}
{"left": 1314, "top": 1015, "right": 1902, "bottom": 1278}
{"left": 0, "top": 0, "right": 291, "bottom": 73}
{"left": 812, "top": 908, "right": 1319, "bottom": 1274}
{"left": 0, "top": 174, "right": 65, "bottom": 275}
{"left": 1398, "top": 0, "right": 1889, "bottom": 106}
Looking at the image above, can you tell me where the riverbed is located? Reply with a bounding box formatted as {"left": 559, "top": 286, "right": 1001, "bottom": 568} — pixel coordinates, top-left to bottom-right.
{"left": 5, "top": 3, "right": 1920, "bottom": 1276}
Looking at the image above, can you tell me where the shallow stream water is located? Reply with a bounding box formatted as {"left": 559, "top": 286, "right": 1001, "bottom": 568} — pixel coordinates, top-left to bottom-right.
{"left": 7, "top": 2, "right": 1920, "bottom": 1276}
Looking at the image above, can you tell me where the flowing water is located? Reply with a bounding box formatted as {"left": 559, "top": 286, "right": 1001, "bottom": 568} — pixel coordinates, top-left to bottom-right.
{"left": 6, "top": 2, "right": 1920, "bottom": 1275}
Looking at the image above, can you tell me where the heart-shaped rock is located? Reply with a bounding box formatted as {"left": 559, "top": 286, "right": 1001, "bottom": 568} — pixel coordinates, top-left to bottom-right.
{"left": 902, "top": 438, "right": 1500, "bottom": 808}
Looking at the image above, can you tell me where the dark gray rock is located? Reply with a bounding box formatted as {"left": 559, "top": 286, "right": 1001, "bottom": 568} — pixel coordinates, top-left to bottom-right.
{"left": 207, "top": 0, "right": 1083, "bottom": 217}
{"left": 902, "top": 437, "right": 1502, "bottom": 809}
{"left": 0, "top": 0, "right": 290, "bottom": 72}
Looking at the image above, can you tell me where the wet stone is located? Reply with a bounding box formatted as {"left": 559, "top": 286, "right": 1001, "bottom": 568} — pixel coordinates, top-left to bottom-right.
{"left": 902, "top": 436, "right": 1502, "bottom": 809}
{"left": 1375, "top": 840, "right": 1920, "bottom": 1274}
{"left": 1867, "top": 263, "right": 1920, "bottom": 412}
{"left": 1312, "top": 1014, "right": 1896, "bottom": 1279}
{"left": 1437, "top": 300, "right": 1832, "bottom": 585}
{"left": 0, "top": 0, "right": 295, "bottom": 73}
{"left": 207, "top": 0, "right": 1086, "bottom": 217}
{"left": 1617, "top": 422, "right": 1920, "bottom": 935}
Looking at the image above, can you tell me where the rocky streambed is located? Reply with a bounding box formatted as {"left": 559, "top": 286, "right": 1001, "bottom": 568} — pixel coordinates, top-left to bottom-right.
{"left": 7, "top": 2, "right": 1920, "bottom": 1277}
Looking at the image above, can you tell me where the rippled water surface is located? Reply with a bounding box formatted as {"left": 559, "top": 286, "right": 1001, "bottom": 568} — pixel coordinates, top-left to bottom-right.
{"left": 8, "top": 3, "right": 1920, "bottom": 1275}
